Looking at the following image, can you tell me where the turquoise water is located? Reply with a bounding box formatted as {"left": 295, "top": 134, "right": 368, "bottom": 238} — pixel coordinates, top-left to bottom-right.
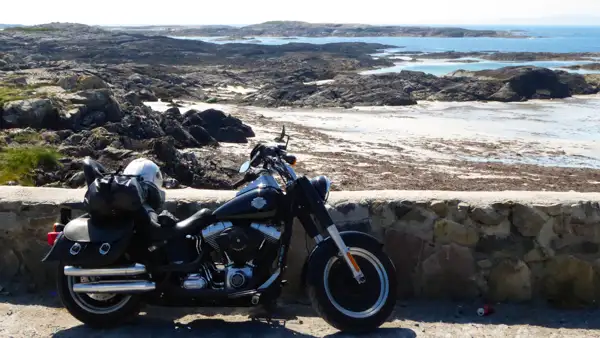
{"left": 361, "top": 59, "right": 600, "bottom": 76}
{"left": 179, "top": 26, "right": 600, "bottom": 53}
{"left": 176, "top": 26, "right": 600, "bottom": 75}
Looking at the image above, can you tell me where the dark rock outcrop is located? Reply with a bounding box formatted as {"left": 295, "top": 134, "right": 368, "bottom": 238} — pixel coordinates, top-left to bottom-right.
{"left": 183, "top": 108, "right": 254, "bottom": 143}
{"left": 1, "top": 98, "right": 61, "bottom": 129}
{"left": 245, "top": 66, "right": 599, "bottom": 107}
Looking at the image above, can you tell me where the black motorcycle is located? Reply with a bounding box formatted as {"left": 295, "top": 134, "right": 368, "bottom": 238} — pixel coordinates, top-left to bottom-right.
{"left": 42, "top": 126, "right": 397, "bottom": 333}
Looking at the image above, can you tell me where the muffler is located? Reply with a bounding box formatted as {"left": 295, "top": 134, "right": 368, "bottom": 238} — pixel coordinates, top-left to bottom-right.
{"left": 72, "top": 280, "right": 155, "bottom": 294}
{"left": 64, "top": 263, "right": 147, "bottom": 277}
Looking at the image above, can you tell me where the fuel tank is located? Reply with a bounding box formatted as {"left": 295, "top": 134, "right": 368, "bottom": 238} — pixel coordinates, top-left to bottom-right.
{"left": 213, "top": 177, "right": 283, "bottom": 221}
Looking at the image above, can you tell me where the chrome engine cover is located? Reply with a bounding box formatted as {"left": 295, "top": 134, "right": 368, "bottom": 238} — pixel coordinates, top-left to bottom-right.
{"left": 201, "top": 222, "right": 233, "bottom": 250}
{"left": 226, "top": 265, "right": 253, "bottom": 290}
{"left": 201, "top": 222, "right": 281, "bottom": 251}
{"left": 182, "top": 273, "right": 208, "bottom": 290}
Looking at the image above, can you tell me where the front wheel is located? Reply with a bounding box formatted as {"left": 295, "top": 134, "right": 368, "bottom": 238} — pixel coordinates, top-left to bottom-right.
{"left": 56, "top": 263, "right": 143, "bottom": 328}
{"left": 306, "top": 237, "right": 397, "bottom": 333}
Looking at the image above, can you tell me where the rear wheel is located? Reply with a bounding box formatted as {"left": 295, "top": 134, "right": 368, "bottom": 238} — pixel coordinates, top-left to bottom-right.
{"left": 56, "top": 264, "right": 142, "bottom": 328}
{"left": 306, "top": 239, "right": 397, "bottom": 333}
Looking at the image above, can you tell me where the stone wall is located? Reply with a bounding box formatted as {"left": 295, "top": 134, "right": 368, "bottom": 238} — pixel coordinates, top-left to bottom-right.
{"left": 2, "top": 187, "right": 600, "bottom": 306}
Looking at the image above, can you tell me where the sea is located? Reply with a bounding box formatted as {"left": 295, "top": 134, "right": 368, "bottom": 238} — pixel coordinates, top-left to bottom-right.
{"left": 175, "top": 26, "right": 600, "bottom": 76}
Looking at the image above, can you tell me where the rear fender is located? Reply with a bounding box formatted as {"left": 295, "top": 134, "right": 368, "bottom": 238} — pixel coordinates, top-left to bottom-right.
{"left": 300, "top": 231, "right": 383, "bottom": 290}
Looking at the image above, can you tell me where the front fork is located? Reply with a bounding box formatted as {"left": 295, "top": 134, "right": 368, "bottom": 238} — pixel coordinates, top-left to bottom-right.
{"left": 296, "top": 177, "right": 366, "bottom": 284}
{"left": 322, "top": 224, "right": 366, "bottom": 284}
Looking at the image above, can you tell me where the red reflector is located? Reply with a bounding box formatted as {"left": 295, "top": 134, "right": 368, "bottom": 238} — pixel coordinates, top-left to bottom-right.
{"left": 47, "top": 232, "right": 60, "bottom": 246}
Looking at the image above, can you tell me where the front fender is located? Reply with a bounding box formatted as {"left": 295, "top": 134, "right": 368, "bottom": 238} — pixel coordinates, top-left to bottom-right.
{"left": 300, "top": 231, "right": 383, "bottom": 290}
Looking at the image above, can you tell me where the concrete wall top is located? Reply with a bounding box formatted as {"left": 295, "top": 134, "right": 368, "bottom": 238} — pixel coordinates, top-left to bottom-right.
{"left": 1, "top": 186, "right": 599, "bottom": 206}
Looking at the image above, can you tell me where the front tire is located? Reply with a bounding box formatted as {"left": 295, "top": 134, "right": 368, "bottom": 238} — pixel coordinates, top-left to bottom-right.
{"left": 56, "top": 263, "right": 143, "bottom": 328}
{"left": 306, "top": 237, "right": 397, "bottom": 333}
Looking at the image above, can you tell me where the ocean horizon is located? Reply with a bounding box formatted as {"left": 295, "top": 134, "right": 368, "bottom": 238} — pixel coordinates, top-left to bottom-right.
{"left": 174, "top": 26, "right": 600, "bottom": 76}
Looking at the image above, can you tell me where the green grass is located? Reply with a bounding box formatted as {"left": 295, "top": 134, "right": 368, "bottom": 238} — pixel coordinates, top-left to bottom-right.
{"left": 0, "top": 83, "right": 54, "bottom": 106}
{"left": 4, "top": 27, "right": 58, "bottom": 33}
{"left": 10, "top": 131, "right": 42, "bottom": 144}
{"left": 0, "top": 146, "right": 61, "bottom": 186}
{"left": 0, "top": 86, "right": 28, "bottom": 106}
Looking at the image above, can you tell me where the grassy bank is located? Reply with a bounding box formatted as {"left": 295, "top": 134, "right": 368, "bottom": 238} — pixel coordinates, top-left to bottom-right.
{"left": 0, "top": 146, "right": 61, "bottom": 185}
{"left": 0, "top": 83, "right": 54, "bottom": 106}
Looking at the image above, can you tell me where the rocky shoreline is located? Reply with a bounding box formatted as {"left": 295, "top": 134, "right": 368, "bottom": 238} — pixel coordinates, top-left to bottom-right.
{"left": 111, "top": 21, "right": 525, "bottom": 38}
{"left": 1, "top": 23, "right": 599, "bottom": 190}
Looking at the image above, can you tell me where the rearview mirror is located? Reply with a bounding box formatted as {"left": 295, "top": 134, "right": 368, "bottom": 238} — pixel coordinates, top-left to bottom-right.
{"left": 239, "top": 160, "right": 251, "bottom": 173}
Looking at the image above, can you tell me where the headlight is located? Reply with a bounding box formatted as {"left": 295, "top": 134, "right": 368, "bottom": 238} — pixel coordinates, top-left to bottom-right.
{"left": 310, "top": 175, "right": 331, "bottom": 201}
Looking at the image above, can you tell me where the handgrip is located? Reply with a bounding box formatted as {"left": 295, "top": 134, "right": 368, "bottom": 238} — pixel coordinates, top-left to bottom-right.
{"left": 232, "top": 178, "right": 247, "bottom": 189}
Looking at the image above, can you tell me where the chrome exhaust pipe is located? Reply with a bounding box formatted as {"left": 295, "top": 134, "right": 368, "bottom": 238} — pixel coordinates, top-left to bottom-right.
{"left": 64, "top": 263, "right": 147, "bottom": 277}
{"left": 72, "top": 280, "right": 155, "bottom": 294}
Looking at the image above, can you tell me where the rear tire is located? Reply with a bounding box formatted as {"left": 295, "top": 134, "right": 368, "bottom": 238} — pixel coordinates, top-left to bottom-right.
{"left": 56, "top": 263, "right": 143, "bottom": 328}
{"left": 306, "top": 238, "right": 397, "bottom": 333}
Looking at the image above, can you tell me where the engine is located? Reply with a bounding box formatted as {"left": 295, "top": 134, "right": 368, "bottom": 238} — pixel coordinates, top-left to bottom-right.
{"left": 215, "top": 227, "right": 264, "bottom": 265}
{"left": 200, "top": 222, "right": 281, "bottom": 289}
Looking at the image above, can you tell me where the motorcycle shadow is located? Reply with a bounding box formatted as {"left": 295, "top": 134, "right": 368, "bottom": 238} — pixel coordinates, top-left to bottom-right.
{"left": 52, "top": 306, "right": 416, "bottom": 338}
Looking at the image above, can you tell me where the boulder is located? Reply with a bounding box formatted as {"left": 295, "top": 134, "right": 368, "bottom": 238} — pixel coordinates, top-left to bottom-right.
{"left": 512, "top": 204, "right": 550, "bottom": 237}
{"left": 183, "top": 108, "right": 254, "bottom": 143}
{"left": 488, "top": 259, "right": 532, "bottom": 302}
{"left": 543, "top": 255, "right": 600, "bottom": 307}
{"left": 76, "top": 75, "right": 109, "bottom": 90}
{"left": 472, "top": 67, "right": 571, "bottom": 100}
{"left": 419, "top": 243, "right": 478, "bottom": 299}
{"left": 433, "top": 218, "right": 479, "bottom": 247}
{"left": 160, "top": 117, "right": 201, "bottom": 148}
{"left": 556, "top": 71, "right": 599, "bottom": 95}
{"left": 63, "top": 89, "right": 122, "bottom": 125}
{"left": 57, "top": 75, "right": 79, "bottom": 90}
{"left": 138, "top": 88, "right": 158, "bottom": 102}
{"left": 58, "top": 145, "right": 94, "bottom": 158}
{"left": 107, "top": 107, "right": 165, "bottom": 140}
{"left": 124, "top": 91, "right": 143, "bottom": 106}
{"left": 67, "top": 171, "right": 86, "bottom": 188}
{"left": 469, "top": 205, "right": 507, "bottom": 225}
{"left": 1, "top": 98, "right": 60, "bottom": 129}
{"left": 188, "top": 125, "right": 218, "bottom": 146}
{"left": 384, "top": 229, "right": 434, "bottom": 297}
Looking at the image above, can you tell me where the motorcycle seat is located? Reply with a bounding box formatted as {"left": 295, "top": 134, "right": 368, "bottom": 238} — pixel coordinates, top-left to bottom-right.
{"left": 149, "top": 208, "right": 215, "bottom": 241}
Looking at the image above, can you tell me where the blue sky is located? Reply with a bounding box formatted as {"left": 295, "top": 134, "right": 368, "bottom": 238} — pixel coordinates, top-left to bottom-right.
{"left": 3, "top": 0, "right": 600, "bottom": 26}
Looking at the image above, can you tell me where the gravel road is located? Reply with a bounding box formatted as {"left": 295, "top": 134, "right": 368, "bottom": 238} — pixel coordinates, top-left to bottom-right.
{"left": 2, "top": 294, "right": 600, "bottom": 337}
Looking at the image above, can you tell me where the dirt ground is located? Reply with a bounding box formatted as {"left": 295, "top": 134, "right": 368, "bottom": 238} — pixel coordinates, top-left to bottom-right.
{"left": 2, "top": 294, "right": 600, "bottom": 337}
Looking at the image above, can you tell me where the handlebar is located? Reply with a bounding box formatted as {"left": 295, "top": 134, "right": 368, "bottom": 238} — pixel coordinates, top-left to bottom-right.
{"left": 232, "top": 177, "right": 247, "bottom": 189}
{"left": 232, "top": 141, "right": 298, "bottom": 189}
{"left": 231, "top": 170, "right": 260, "bottom": 189}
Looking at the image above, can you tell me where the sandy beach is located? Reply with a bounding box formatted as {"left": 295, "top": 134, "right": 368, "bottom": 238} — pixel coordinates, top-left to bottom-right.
{"left": 148, "top": 96, "right": 600, "bottom": 192}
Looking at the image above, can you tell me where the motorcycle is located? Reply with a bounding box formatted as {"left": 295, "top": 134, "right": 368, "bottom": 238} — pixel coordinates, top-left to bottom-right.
{"left": 42, "top": 126, "right": 397, "bottom": 333}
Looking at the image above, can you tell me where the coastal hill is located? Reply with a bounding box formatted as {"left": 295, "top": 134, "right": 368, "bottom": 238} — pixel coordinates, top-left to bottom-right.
{"left": 115, "top": 20, "right": 524, "bottom": 38}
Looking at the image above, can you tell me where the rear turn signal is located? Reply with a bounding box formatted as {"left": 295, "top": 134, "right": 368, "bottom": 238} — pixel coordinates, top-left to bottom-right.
{"left": 47, "top": 232, "right": 60, "bottom": 246}
{"left": 53, "top": 223, "right": 65, "bottom": 232}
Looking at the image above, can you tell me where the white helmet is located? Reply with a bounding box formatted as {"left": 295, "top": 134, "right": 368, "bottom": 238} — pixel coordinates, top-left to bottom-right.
{"left": 123, "top": 158, "right": 164, "bottom": 187}
{"left": 123, "top": 158, "right": 166, "bottom": 209}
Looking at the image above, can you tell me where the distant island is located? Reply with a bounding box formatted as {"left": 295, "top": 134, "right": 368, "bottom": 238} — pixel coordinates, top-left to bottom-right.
{"left": 111, "top": 21, "right": 527, "bottom": 38}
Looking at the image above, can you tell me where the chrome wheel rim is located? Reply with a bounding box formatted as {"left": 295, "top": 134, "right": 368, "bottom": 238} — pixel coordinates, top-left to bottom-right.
{"left": 323, "top": 248, "right": 389, "bottom": 319}
{"left": 67, "top": 276, "right": 131, "bottom": 314}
